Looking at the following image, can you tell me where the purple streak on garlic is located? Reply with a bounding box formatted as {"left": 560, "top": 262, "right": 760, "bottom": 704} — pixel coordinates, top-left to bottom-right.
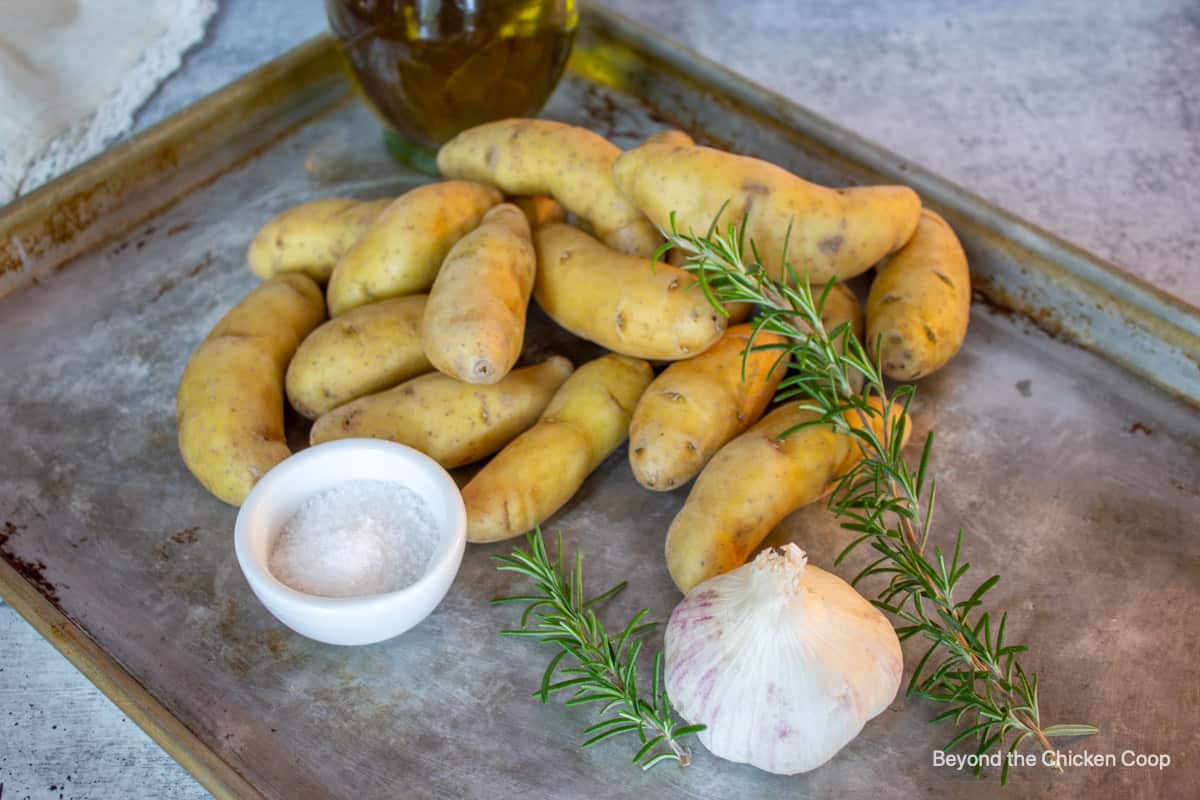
{"left": 664, "top": 544, "right": 902, "bottom": 775}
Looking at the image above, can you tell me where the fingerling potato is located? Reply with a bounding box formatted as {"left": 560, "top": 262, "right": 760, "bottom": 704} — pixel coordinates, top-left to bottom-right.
{"left": 310, "top": 356, "right": 573, "bottom": 468}
{"left": 176, "top": 274, "right": 325, "bottom": 506}
{"left": 614, "top": 137, "right": 920, "bottom": 284}
{"left": 285, "top": 295, "right": 431, "bottom": 419}
{"left": 247, "top": 197, "right": 392, "bottom": 283}
{"left": 326, "top": 181, "right": 501, "bottom": 315}
{"left": 866, "top": 210, "right": 971, "bottom": 380}
{"left": 422, "top": 204, "right": 535, "bottom": 384}
{"left": 533, "top": 223, "right": 726, "bottom": 360}
{"left": 437, "top": 119, "right": 661, "bottom": 256}
{"left": 629, "top": 324, "right": 788, "bottom": 491}
{"left": 664, "top": 396, "right": 907, "bottom": 592}
{"left": 464, "top": 354, "right": 653, "bottom": 543}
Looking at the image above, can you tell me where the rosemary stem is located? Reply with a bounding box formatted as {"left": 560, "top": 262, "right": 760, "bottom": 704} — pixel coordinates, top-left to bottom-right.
{"left": 570, "top": 614, "right": 692, "bottom": 764}
{"left": 755, "top": 288, "right": 924, "bottom": 553}
{"left": 493, "top": 530, "right": 702, "bottom": 769}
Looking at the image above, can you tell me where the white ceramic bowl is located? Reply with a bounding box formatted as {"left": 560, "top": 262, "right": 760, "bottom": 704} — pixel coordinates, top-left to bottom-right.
{"left": 234, "top": 439, "right": 466, "bottom": 646}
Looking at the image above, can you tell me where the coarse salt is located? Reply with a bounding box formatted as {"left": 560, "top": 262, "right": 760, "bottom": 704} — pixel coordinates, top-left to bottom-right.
{"left": 268, "top": 480, "right": 438, "bottom": 598}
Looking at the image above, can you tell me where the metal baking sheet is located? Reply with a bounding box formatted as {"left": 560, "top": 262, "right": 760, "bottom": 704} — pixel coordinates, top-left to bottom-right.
{"left": 1, "top": 8, "right": 1197, "bottom": 799}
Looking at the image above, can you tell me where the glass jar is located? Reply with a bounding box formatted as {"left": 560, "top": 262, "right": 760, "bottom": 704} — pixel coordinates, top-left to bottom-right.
{"left": 326, "top": 0, "right": 578, "bottom": 151}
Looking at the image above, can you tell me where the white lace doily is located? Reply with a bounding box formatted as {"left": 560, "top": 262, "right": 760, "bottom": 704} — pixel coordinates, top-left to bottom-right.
{"left": 0, "top": 0, "right": 217, "bottom": 204}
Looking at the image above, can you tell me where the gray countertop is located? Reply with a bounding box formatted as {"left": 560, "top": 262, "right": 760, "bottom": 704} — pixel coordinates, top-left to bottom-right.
{"left": 1, "top": 1, "right": 1196, "bottom": 797}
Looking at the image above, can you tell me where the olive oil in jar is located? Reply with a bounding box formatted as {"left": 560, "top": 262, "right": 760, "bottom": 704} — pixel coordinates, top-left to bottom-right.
{"left": 327, "top": 0, "right": 578, "bottom": 148}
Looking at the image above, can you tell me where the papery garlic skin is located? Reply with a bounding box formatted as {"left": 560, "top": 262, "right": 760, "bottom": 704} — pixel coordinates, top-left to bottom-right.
{"left": 664, "top": 544, "right": 902, "bottom": 775}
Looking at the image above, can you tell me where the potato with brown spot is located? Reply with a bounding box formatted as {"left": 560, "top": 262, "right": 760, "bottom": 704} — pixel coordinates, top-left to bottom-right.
{"left": 867, "top": 210, "right": 971, "bottom": 380}
{"left": 664, "top": 396, "right": 908, "bottom": 592}
{"left": 286, "top": 295, "right": 431, "bottom": 419}
{"left": 177, "top": 274, "right": 325, "bottom": 506}
{"left": 464, "top": 354, "right": 653, "bottom": 543}
{"left": 247, "top": 197, "right": 392, "bottom": 283}
{"left": 326, "top": 181, "right": 501, "bottom": 315}
{"left": 421, "top": 204, "right": 535, "bottom": 384}
{"left": 310, "top": 356, "right": 573, "bottom": 469}
{"left": 614, "top": 138, "right": 921, "bottom": 283}
{"left": 436, "top": 119, "right": 661, "bottom": 256}
{"left": 533, "top": 224, "right": 726, "bottom": 360}
{"left": 629, "top": 324, "right": 788, "bottom": 491}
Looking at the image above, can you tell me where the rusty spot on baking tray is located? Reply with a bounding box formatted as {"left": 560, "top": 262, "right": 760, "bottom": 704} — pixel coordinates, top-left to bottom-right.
{"left": 0, "top": 520, "right": 61, "bottom": 606}
{"left": 171, "top": 526, "right": 200, "bottom": 545}
{"left": 971, "top": 287, "right": 1017, "bottom": 320}
{"left": 1129, "top": 422, "right": 1153, "bottom": 436}
{"left": 156, "top": 526, "right": 201, "bottom": 560}
{"left": 149, "top": 253, "right": 215, "bottom": 304}
{"left": 218, "top": 596, "right": 308, "bottom": 675}
{"left": 972, "top": 282, "right": 1067, "bottom": 341}
{"left": 263, "top": 630, "right": 289, "bottom": 656}
{"left": 579, "top": 83, "right": 671, "bottom": 141}
{"left": 0, "top": 145, "right": 181, "bottom": 283}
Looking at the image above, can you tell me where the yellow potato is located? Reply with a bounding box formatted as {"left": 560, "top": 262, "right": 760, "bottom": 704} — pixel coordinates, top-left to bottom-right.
{"left": 533, "top": 224, "right": 726, "bottom": 360}
{"left": 176, "top": 274, "right": 325, "bottom": 506}
{"left": 247, "top": 197, "right": 391, "bottom": 283}
{"left": 614, "top": 138, "right": 921, "bottom": 283}
{"left": 510, "top": 195, "right": 566, "bottom": 229}
{"left": 629, "top": 324, "right": 788, "bottom": 491}
{"left": 867, "top": 210, "right": 971, "bottom": 380}
{"left": 815, "top": 281, "right": 866, "bottom": 393}
{"left": 644, "top": 129, "right": 695, "bottom": 148}
{"left": 421, "top": 204, "right": 535, "bottom": 384}
{"left": 437, "top": 119, "right": 661, "bottom": 256}
{"left": 285, "top": 295, "right": 431, "bottom": 419}
{"left": 664, "top": 396, "right": 907, "bottom": 592}
{"left": 326, "top": 181, "right": 501, "bottom": 315}
{"left": 665, "top": 244, "right": 753, "bottom": 323}
{"left": 818, "top": 281, "right": 864, "bottom": 341}
{"left": 464, "top": 354, "right": 653, "bottom": 543}
{"left": 310, "top": 356, "right": 573, "bottom": 469}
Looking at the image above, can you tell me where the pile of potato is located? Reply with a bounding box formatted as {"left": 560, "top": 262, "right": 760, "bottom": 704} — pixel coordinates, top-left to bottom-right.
{"left": 176, "top": 119, "right": 970, "bottom": 591}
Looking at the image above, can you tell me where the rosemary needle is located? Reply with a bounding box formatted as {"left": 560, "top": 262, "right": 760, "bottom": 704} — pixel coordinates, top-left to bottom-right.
{"left": 492, "top": 527, "right": 705, "bottom": 769}
{"left": 660, "top": 209, "right": 1098, "bottom": 783}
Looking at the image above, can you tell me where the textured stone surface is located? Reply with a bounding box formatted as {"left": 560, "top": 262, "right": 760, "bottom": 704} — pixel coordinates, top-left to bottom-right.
{"left": 2, "top": 0, "right": 1197, "bottom": 797}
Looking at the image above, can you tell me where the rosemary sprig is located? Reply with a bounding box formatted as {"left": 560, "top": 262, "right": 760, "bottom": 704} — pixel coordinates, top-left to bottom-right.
{"left": 661, "top": 210, "right": 1098, "bottom": 783}
{"left": 492, "top": 527, "right": 705, "bottom": 769}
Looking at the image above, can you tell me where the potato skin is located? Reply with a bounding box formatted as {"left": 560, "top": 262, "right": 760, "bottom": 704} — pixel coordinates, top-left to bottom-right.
{"left": 326, "top": 181, "right": 501, "bottom": 315}
{"left": 286, "top": 295, "right": 431, "bottom": 419}
{"left": 643, "top": 129, "right": 695, "bottom": 149}
{"left": 437, "top": 119, "right": 661, "bottom": 256}
{"left": 510, "top": 195, "right": 566, "bottom": 229}
{"left": 422, "top": 204, "right": 535, "bottom": 384}
{"left": 177, "top": 274, "right": 326, "bottom": 506}
{"left": 664, "top": 396, "right": 906, "bottom": 592}
{"left": 247, "top": 197, "right": 391, "bottom": 283}
{"left": 310, "top": 356, "right": 574, "bottom": 469}
{"left": 533, "top": 224, "right": 726, "bottom": 360}
{"left": 819, "top": 281, "right": 865, "bottom": 342}
{"left": 614, "top": 139, "right": 921, "bottom": 284}
{"left": 867, "top": 210, "right": 971, "bottom": 380}
{"left": 629, "top": 324, "right": 788, "bottom": 491}
{"left": 666, "top": 244, "right": 753, "bottom": 323}
{"left": 464, "top": 354, "right": 653, "bottom": 543}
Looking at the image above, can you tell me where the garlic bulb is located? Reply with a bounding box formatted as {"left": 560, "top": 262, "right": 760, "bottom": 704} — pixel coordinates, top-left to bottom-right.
{"left": 664, "top": 544, "right": 902, "bottom": 775}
